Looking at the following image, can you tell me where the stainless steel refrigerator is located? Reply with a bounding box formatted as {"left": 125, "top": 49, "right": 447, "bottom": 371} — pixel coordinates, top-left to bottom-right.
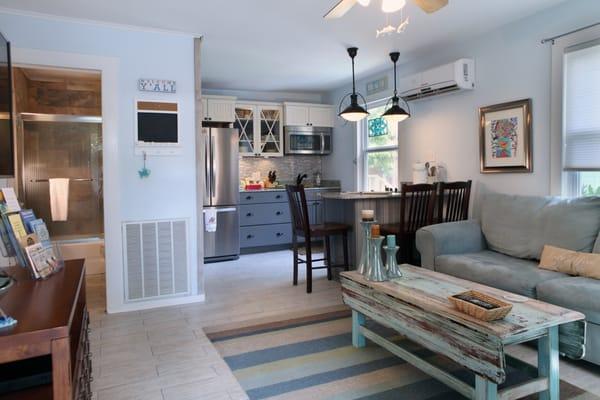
{"left": 202, "top": 127, "right": 240, "bottom": 262}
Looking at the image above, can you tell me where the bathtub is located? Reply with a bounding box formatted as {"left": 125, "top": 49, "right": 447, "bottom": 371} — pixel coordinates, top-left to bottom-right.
{"left": 55, "top": 237, "right": 105, "bottom": 275}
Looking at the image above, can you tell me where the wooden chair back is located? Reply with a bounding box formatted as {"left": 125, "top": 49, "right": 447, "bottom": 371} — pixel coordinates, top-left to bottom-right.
{"left": 437, "top": 180, "right": 472, "bottom": 223}
{"left": 286, "top": 185, "right": 311, "bottom": 238}
{"left": 399, "top": 183, "right": 438, "bottom": 234}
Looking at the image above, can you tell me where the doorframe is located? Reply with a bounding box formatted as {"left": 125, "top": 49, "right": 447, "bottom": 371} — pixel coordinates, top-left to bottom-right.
{"left": 11, "top": 47, "right": 122, "bottom": 313}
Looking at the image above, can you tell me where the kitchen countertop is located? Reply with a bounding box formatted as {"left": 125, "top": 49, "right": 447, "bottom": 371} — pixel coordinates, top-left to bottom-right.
{"left": 320, "top": 191, "right": 402, "bottom": 200}
{"left": 240, "top": 186, "right": 341, "bottom": 193}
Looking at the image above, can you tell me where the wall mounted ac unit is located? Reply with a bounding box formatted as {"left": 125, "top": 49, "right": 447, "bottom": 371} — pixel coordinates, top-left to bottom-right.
{"left": 399, "top": 58, "right": 475, "bottom": 101}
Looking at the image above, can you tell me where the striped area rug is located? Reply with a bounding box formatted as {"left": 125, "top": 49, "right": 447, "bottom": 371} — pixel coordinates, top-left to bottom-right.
{"left": 208, "top": 313, "right": 598, "bottom": 400}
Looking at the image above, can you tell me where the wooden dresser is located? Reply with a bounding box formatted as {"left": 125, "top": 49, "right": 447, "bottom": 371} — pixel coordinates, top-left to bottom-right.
{"left": 0, "top": 259, "right": 91, "bottom": 400}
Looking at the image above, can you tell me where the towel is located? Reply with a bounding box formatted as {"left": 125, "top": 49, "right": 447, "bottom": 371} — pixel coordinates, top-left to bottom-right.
{"left": 49, "top": 178, "right": 70, "bottom": 221}
{"left": 204, "top": 208, "right": 217, "bottom": 233}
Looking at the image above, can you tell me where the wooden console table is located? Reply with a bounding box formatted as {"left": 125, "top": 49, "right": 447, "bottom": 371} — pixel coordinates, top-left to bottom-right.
{"left": 0, "top": 259, "right": 91, "bottom": 400}
{"left": 341, "top": 267, "right": 586, "bottom": 400}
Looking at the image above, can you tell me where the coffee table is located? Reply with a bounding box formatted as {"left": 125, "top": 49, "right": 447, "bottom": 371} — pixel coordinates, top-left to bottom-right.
{"left": 341, "top": 266, "right": 586, "bottom": 400}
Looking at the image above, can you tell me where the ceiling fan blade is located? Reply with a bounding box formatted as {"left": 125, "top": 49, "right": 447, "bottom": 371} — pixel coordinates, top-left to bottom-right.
{"left": 324, "top": 0, "right": 358, "bottom": 19}
{"left": 411, "top": 0, "right": 448, "bottom": 13}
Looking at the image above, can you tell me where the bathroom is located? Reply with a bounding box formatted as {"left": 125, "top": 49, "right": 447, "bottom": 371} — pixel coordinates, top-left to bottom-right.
{"left": 12, "top": 66, "right": 105, "bottom": 275}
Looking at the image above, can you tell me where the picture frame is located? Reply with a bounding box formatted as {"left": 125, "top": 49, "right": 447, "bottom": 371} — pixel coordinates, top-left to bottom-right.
{"left": 479, "top": 98, "right": 532, "bottom": 173}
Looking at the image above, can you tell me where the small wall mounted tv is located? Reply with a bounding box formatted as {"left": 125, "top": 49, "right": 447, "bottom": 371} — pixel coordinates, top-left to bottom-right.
{"left": 0, "top": 31, "right": 13, "bottom": 177}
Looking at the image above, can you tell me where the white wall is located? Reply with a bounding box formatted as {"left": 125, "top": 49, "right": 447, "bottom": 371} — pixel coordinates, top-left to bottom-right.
{"left": 0, "top": 11, "right": 203, "bottom": 312}
{"left": 324, "top": 0, "right": 600, "bottom": 199}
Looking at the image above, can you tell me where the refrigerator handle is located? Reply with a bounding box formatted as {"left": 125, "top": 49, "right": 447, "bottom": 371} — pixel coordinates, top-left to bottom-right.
{"left": 205, "top": 133, "right": 211, "bottom": 200}
{"left": 210, "top": 137, "right": 216, "bottom": 198}
{"left": 321, "top": 132, "right": 325, "bottom": 155}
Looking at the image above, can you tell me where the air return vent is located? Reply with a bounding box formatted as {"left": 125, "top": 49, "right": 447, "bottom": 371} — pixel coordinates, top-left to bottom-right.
{"left": 123, "top": 219, "right": 190, "bottom": 302}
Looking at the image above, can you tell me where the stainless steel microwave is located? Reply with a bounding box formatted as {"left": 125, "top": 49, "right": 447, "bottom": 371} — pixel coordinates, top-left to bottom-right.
{"left": 284, "top": 126, "right": 332, "bottom": 155}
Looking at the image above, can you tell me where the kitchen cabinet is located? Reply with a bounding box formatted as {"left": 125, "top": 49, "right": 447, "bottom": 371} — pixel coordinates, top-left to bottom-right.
{"left": 283, "top": 103, "right": 335, "bottom": 128}
{"left": 239, "top": 188, "right": 337, "bottom": 252}
{"left": 235, "top": 102, "right": 283, "bottom": 157}
{"left": 202, "top": 95, "right": 236, "bottom": 123}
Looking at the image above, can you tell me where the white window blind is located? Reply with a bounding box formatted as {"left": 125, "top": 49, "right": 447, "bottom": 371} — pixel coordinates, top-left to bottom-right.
{"left": 564, "top": 41, "right": 600, "bottom": 170}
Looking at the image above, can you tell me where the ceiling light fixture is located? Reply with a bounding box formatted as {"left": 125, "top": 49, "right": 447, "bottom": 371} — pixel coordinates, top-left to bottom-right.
{"left": 339, "top": 47, "right": 369, "bottom": 122}
{"left": 382, "top": 51, "right": 411, "bottom": 123}
{"left": 381, "top": 0, "right": 406, "bottom": 13}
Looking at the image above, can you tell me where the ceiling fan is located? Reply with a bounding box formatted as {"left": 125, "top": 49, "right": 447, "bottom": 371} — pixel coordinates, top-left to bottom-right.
{"left": 324, "top": 0, "right": 448, "bottom": 19}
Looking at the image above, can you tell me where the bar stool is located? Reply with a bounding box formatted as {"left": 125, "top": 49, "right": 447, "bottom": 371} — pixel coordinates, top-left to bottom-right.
{"left": 436, "top": 180, "right": 472, "bottom": 223}
{"left": 286, "top": 185, "right": 351, "bottom": 293}
{"left": 380, "top": 183, "right": 437, "bottom": 265}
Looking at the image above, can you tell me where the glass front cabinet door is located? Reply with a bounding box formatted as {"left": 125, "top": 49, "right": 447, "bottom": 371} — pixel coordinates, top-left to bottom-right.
{"left": 235, "top": 103, "right": 283, "bottom": 157}
{"left": 257, "top": 105, "right": 283, "bottom": 157}
{"left": 234, "top": 104, "right": 256, "bottom": 156}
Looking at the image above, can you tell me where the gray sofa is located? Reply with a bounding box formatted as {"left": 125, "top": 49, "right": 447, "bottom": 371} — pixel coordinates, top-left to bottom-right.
{"left": 415, "top": 192, "right": 600, "bottom": 365}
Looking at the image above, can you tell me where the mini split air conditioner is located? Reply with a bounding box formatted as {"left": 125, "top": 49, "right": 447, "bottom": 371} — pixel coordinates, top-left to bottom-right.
{"left": 398, "top": 58, "right": 475, "bottom": 101}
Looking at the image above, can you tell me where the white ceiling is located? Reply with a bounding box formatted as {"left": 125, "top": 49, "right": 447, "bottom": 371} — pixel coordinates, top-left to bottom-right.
{"left": 0, "top": 0, "right": 566, "bottom": 92}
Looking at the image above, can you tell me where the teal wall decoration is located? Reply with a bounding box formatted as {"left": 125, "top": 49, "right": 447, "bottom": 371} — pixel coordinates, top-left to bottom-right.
{"left": 138, "top": 152, "right": 151, "bottom": 179}
{"left": 368, "top": 117, "right": 389, "bottom": 137}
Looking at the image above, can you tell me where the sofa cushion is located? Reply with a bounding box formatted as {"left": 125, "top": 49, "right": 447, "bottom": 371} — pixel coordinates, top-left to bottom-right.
{"left": 537, "top": 277, "right": 600, "bottom": 325}
{"left": 594, "top": 233, "right": 600, "bottom": 254}
{"left": 435, "top": 250, "right": 566, "bottom": 298}
{"left": 480, "top": 193, "right": 600, "bottom": 259}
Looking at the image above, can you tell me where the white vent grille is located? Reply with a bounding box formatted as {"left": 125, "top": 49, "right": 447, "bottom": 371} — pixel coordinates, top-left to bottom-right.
{"left": 123, "top": 219, "right": 190, "bottom": 302}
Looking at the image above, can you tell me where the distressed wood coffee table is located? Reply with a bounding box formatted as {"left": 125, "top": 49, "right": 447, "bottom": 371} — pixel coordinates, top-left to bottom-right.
{"left": 341, "top": 267, "right": 586, "bottom": 400}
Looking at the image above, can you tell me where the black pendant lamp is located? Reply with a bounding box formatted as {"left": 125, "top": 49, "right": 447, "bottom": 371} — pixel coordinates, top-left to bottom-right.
{"left": 339, "top": 47, "right": 369, "bottom": 122}
{"left": 382, "top": 51, "right": 410, "bottom": 123}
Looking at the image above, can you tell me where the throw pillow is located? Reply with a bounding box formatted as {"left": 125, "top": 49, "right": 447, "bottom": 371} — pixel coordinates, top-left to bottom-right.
{"left": 572, "top": 252, "right": 600, "bottom": 279}
{"left": 539, "top": 245, "right": 576, "bottom": 274}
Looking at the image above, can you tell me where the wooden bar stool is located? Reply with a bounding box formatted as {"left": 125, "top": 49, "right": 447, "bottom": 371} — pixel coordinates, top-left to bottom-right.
{"left": 436, "top": 180, "right": 472, "bottom": 223}
{"left": 286, "top": 185, "right": 351, "bottom": 293}
{"left": 380, "top": 183, "right": 437, "bottom": 265}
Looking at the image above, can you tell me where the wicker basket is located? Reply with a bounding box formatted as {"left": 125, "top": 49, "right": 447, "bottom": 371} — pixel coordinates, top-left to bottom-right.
{"left": 449, "top": 290, "right": 513, "bottom": 322}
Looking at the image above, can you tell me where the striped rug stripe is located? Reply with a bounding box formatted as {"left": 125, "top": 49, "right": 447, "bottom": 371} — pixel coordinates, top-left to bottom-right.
{"left": 208, "top": 314, "right": 599, "bottom": 400}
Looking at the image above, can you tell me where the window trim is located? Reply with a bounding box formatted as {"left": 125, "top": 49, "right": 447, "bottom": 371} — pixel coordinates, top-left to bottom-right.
{"left": 358, "top": 99, "right": 400, "bottom": 191}
{"left": 549, "top": 25, "right": 600, "bottom": 196}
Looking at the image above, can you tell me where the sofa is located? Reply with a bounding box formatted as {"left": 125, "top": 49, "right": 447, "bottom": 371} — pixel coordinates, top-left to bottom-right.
{"left": 415, "top": 192, "right": 600, "bottom": 365}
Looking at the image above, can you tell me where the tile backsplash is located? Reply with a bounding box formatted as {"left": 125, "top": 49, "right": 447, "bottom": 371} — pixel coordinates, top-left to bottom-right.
{"left": 239, "top": 155, "right": 323, "bottom": 184}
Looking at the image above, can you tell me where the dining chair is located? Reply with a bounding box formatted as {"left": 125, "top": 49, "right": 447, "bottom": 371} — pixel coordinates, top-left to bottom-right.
{"left": 380, "top": 183, "right": 437, "bottom": 264}
{"left": 436, "top": 180, "right": 472, "bottom": 223}
{"left": 286, "top": 185, "right": 351, "bottom": 293}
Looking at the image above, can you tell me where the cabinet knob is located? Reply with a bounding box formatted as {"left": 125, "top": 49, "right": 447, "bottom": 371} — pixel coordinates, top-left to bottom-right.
{"left": 246, "top": 234, "right": 254, "bottom": 239}
{"left": 276, "top": 211, "right": 282, "bottom": 215}
{"left": 275, "top": 194, "right": 282, "bottom": 199}
{"left": 246, "top": 212, "right": 253, "bottom": 217}
{"left": 245, "top": 196, "right": 253, "bottom": 200}
{"left": 276, "top": 232, "right": 283, "bottom": 237}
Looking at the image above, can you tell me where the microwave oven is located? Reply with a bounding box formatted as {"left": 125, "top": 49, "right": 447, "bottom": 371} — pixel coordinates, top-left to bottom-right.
{"left": 284, "top": 126, "right": 332, "bottom": 155}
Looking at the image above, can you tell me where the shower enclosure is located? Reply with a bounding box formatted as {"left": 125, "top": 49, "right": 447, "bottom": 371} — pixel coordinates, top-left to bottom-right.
{"left": 18, "top": 113, "right": 103, "bottom": 240}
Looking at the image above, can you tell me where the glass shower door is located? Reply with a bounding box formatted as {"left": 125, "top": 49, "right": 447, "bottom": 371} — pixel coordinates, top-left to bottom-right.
{"left": 20, "top": 114, "right": 103, "bottom": 239}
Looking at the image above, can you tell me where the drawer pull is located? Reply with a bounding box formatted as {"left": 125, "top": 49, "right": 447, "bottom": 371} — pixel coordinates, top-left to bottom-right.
{"left": 276, "top": 211, "right": 282, "bottom": 215}
{"left": 276, "top": 232, "right": 284, "bottom": 237}
{"left": 275, "top": 194, "right": 282, "bottom": 199}
{"left": 245, "top": 195, "right": 253, "bottom": 200}
{"left": 246, "top": 234, "right": 254, "bottom": 239}
{"left": 246, "top": 212, "right": 253, "bottom": 217}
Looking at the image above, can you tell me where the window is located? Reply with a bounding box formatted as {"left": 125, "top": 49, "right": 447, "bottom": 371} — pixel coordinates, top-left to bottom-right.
{"left": 563, "top": 40, "right": 600, "bottom": 197}
{"left": 360, "top": 104, "right": 399, "bottom": 192}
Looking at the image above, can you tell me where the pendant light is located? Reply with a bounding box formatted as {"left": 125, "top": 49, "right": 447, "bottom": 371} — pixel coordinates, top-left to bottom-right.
{"left": 382, "top": 51, "right": 410, "bottom": 123}
{"left": 338, "top": 47, "right": 369, "bottom": 122}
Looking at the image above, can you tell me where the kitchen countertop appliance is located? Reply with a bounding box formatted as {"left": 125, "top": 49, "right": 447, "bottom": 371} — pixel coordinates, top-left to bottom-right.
{"left": 202, "top": 127, "right": 240, "bottom": 262}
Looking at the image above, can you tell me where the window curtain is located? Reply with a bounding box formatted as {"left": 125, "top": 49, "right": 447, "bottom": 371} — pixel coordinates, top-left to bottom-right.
{"left": 563, "top": 40, "right": 600, "bottom": 171}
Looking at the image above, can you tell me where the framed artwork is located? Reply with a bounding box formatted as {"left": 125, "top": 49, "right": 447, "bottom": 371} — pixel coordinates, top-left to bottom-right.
{"left": 479, "top": 99, "right": 532, "bottom": 173}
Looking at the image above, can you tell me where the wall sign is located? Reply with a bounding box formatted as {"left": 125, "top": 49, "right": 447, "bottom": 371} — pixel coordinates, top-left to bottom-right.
{"left": 138, "top": 79, "right": 176, "bottom": 93}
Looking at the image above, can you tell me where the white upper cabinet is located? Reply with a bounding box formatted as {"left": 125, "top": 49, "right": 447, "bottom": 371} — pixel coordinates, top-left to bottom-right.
{"left": 235, "top": 102, "right": 283, "bottom": 157}
{"left": 283, "top": 103, "right": 334, "bottom": 128}
{"left": 202, "top": 95, "right": 236, "bottom": 123}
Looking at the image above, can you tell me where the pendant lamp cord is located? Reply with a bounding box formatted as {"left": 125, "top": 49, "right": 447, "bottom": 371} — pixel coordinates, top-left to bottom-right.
{"left": 352, "top": 56, "right": 356, "bottom": 94}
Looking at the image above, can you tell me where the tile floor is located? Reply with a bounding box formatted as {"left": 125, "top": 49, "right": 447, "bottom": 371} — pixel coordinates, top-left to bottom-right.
{"left": 87, "top": 250, "right": 600, "bottom": 400}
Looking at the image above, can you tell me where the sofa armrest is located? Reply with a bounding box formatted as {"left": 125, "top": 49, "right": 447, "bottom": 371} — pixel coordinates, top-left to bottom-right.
{"left": 416, "top": 220, "right": 487, "bottom": 270}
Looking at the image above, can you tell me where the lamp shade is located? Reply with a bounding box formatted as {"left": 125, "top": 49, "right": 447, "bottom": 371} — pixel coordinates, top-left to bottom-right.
{"left": 339, "top": 94, "right": 369, "bottom": 122}
{"left": 382, "top": 100, "right": 410, "bottom": 123}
